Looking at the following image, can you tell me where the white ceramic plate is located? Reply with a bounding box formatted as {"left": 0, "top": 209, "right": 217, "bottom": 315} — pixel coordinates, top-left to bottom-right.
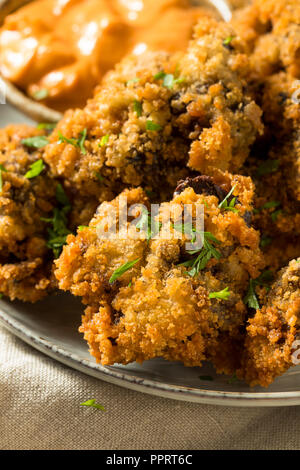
{"left": 1, "top": 104, "right": 300, "bottom": 407}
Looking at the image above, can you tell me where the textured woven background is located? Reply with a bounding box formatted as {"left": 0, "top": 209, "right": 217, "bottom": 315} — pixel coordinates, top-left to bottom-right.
{"left": 0, "top": 326, "right": 300, "bottom": 450}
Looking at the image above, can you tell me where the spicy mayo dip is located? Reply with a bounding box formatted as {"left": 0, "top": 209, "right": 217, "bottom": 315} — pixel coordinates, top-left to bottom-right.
{"left": 0, "top": 0, "right": 218, "bottom": 111}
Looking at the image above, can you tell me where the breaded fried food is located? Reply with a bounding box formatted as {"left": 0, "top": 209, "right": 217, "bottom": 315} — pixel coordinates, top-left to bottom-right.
{"left": 232, "top": 0, "right": 300, "bottom": 79}
{"left": 0, "top": 125, "right": 59, "bottom": 302}
{"left": 43, "top": 17, "right": 262, "bottom": 202}
{"left": 239, "top": 258, "right": 300, "bottom": 387}
{"left": 55, "top": 175, "right": 264, "bottom": 372}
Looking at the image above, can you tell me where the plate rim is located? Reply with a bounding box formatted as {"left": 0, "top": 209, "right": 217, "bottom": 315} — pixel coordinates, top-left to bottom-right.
{"left": 1, "top": 308, "right": 300, "bottom": 407}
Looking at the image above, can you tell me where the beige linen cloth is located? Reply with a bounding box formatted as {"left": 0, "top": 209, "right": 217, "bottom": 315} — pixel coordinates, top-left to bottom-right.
{"left": 1, "top": 326, "right": 300, "bottom": 450}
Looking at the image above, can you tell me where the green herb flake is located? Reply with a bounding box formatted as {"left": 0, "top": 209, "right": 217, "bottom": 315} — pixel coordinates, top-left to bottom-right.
{"left": 126, "top": 78, "right": 140, "bottom": 86}
{"left": 153, "top": 71, "right": 166, "bottom": 80}
{"left": 133, "top": 100, "right": 142, "bottom": 117}
{"left": 109, "top": 258, "right": 141, "bottom": 284}
{"left": 33, "top": 88, "right": 49, "bottom": 100}
{"left": 218, "top": 185, "right": 238, "bottom": 213}
{"left": 271, "top": 209, "right": 283, "bottom": 222}
{"left": 22, "top": 136, "right": 49, "bottom": 149}
{"left": 244, "top": 271, "right": 274, "bottom": 310}
{"left": 80, "top": 399, "right": 106, "bottom": 411}
{"left": 37, "top": 122, "right": 57, "bottom": 131}
{"left": 0, "top": 293, "right": 3, "bottom": 299}
{"left": 227, "top": 373, "right": 239, "bottom": 384}
{"left": 146, "top": 120, "right": 162, "bottom": 132}
{"left": 55, "top": 183, "right": 70, "bottom": 206}
{"left": 257, "top": 159, "right": 279, "bottom": 177}
{"left": 41, "top": 184, "right": 72, "bottom": 258}
{"left": 0, "top": 164, "right": 7, "bottom": 193}
{"left": 199, "top": 375, "right": 214, "bottom": 381}
{"left": 58, "top": 128, "right": 87, "bottom": 154}
{"left": 99, "top": 135, "right": 109, "bottom": 147}
{"left": 178, "top": 232, "right": 222, "bottom": 277}
{"left": 25, "top": 159, "right": 45, "bottom": 179}
{"left": 209, "top": 287, "right": 231, "bottom": 300}
{"left": 223, "top": 36, "right": 235, "bottom": 46}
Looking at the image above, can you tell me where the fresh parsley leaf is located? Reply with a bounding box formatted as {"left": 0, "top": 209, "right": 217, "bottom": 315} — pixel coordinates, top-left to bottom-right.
{"left": 179, "top": 232, "right": 222, "bottom": 277}
{"left": 244, "top": 271, "right": 274, "bottom": 310}
{"left": 218, "top": 186, "right": 238, "bottom": 213}
{"left": 99, "top": 135, "right": 109, "bottom": 147}
{"left": 22, "top": 136, "right": 49, "bottom": 149}
{"left": 257, "top": 159, "right": 279, "bottom": 177}
{"left": 41, "top": 184, "right": 72, "bottom": 258}
{"left": 244, "top": 279, "right": 260, "bottom": 310}
{"left": 136, "top": 208, "right": 161, "bottom": 241}
{"left": 153, "top": 71, "right": 166, "bottom": 80}
{"left": 0, "top": 164, "right": 7, "bottom": 193}
{"left": 80, "top": 399, "right": 106, "bottom": 411}
{"left": 58, "top": 129, "right": 87, "bottom": 154}
{"left": 153, "top": 71, "right": 185, "bottom": 89}
{"left": 126, "top": 78, "right": 140, "bottom": 86}
{"left": 227, "top": 373, "right": 239, "bottom": 384}
{"left": 25, "top": 159, "right": 45, "bottom": 179}
{"left": 199, "top": 375, "right": 214, "bottom": 381}
{"left": 55, "top": 183, "right": 70, "bottom": 206}
{"left": 37, "top": 122, "right": 57, "bottom": 131}
{"left": 133, "top": 100, "right": 142, "bottom": 117}
{"left": 209, "top": 287, "right": 231, "bottom": 300}
{"left": 271, "top": 209, "right": 283, "bottom": 222}
{"left": 223, "top": 36, "right": 235, "bottom": 46}
{"left": 33, "top": 88, "right": 49, "bottom": 100}
{"left": 109, "top": 258, "right": 141, "bottom": 284}
{"left": 146, "top": 120, "right": 162, "bottom": 131}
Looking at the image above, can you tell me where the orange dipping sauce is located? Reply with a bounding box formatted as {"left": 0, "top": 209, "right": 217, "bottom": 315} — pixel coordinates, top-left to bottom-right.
{"left": 0, "top": 0, "right": 218, "bottom": 111}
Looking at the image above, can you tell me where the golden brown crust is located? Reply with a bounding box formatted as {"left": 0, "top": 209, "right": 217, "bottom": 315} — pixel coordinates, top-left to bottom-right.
{"left": 239, "top": 259, "right": 300, "bottom": 387}
{"left": 55, "top": 174, "right": 264, "bottom": 370}
{"left": 43, "top": 17, "right": 262, "bottom": 203}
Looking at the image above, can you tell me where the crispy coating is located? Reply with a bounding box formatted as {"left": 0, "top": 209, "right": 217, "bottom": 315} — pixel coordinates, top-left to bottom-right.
{"left": 43, "top": 17, "right": 262, "bottom": 202}
{"left": 55, "top": 175, "right": 264, "bottom": 371}
{"left": 0, "top": 125, "right": 58, "bottom": 302}
{"left": 239, "top": 258, "right": 300, "bottom": 387}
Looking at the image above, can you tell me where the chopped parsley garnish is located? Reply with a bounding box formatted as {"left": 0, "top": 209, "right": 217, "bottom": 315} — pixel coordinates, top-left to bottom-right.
{"left": 56, "top": 183, "right": 70, "bottom": 206}
{"left": 218, "top": 186, "right": 238, "bottom": 213}
{"left": 227, "top": 373, "right": 239, "bottom": 384}
{"left": 37, "top": 122, "right": 57, "bottom": 131}
{"left": 99, "top": 135, "right": 109, "bottom": 147}
{"left": 41, "top": 184, "right": 72, "bottom": 258}
{"left": 126, "top": 78, "right": 140, "bottom": 86}
{"left": 199, "top": 375, "right": 214, "bottom": 381}
{"left": 136, "top": 208, "right": 161, "bottom": 241}
{"left": 153, "top": 71, "right": 185, "bottom": 88}
{"left": 95, "top": 172, "right": 105, "bottom": 183}
{"left": 22, "top": 136, "right": 49, "bottom": 149}
{"left": 58, "top": 128, "right": 87, "bottom": 155}
{"left": 109, "top": 258, "right": 141, "bottom": 284}
{"left": 33, "top": 88, "right": 49, "bottom": 100}
{"left": 256, "top": 159, "right": 279, "bottom": 177}
{"left": 133, "top": 100, "right": 142, "bottom": 117}
{"left": 0, "top": 164, "right": 7, "bottom": 193}
{"left": 146, "top": 120, "right": 162, "bottom": 131}
{"left": 271, "top": 209, "right": 283, "bottom": 222}
{"left": 0, "top": 293, "right": 3, "bottom": 299}
{"left": 179, "top": 232, "right": 222, "bottom": 277}
{"left": 244, "top": 270, "right": 274, "bottom": 310}
{"left": 78, "top": 225, "right": 96, "bottom": 232}
{"left": 223, "top": 36, "right": 235, "bottom": 46}
{"left": 25, "top": 159, "right": 45, "bottom": 179}
{"left": 80, "top": 399, "right": 106, "bottom": 411}
{"left": 209, "top": 287, "right": 231, "bottom": 300}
